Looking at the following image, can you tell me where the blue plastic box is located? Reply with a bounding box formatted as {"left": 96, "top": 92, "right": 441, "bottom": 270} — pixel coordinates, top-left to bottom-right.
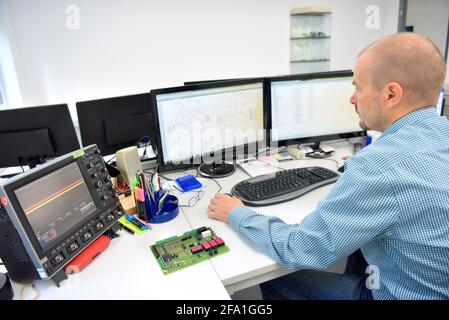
{"left": 175, "top": 175, "right": 202, "bottom": 192}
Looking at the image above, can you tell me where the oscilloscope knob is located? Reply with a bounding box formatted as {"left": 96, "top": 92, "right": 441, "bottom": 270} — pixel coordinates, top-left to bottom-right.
{"left": 91, "top": 172, "right": 100, "bottom": 179}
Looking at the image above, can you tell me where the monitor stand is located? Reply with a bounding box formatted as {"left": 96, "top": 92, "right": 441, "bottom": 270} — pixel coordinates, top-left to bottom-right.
{"left": 198, "top": 162, "right": 236, "bottom": 178}
{"left": 305, "top": 142, "right": 334, "bottom": 159}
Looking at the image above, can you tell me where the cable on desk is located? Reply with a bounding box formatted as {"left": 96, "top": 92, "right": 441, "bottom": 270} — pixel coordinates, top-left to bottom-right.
{"left": 20, "top": 283, "right": 40, "bottom": 300}
{"left": 155, "top": 167, "right": 199, "bottom": 181}
{"left": 256, "top": 159, "right": 286, "bottom": 171}
{"left": 143, "top": 163, "right": 158, "bottom": 175}
{"left": 204, "top": 177, "right": 222, "bottom": 195}
{"left": 255, "top": 146, "right": 286, "bottom": 158}
{"left": 299, "top": 157, "right": 340, "bottom": 170}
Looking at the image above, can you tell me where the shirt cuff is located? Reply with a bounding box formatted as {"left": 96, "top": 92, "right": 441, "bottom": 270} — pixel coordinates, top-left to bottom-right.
{"left": 228, "top": 205, "right": 254, "bottom": 230}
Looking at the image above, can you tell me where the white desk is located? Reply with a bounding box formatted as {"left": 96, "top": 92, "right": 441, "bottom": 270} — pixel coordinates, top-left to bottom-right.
{"left": 11, "top": 211, "right": 230, "bottom": 300}
{"left": 181, "top": 140, "right": 353, "bottom": 294}
{"left": 8, "top": 140, "right": 353, "bottom": 299}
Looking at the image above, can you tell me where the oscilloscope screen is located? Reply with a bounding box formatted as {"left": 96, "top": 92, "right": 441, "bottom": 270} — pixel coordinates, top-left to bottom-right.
{"left": 14, "top": 162, "right": 97, "bottom": 250}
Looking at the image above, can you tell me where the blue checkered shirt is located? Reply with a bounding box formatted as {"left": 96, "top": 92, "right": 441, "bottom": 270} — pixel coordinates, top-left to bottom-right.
{"left": 229, "top": 107, "right": 449, "bottom": 300}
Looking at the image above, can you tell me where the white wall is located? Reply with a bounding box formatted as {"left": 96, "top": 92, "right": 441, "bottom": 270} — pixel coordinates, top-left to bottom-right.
{"left": 406, "top": 0, "right": 449, "bottom": 85}
{"left": 0, "top": 0, "right": 23, "bottom": 106}
{"left": 2, "top": 0, "right": 399, "bottom": 120}
{"left": 406, "top": 0, "right": 449, "bottom": 56}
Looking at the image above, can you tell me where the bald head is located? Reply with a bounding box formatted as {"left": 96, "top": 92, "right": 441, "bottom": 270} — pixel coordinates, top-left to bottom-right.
{"left": 360, "top": 33, "right": 446, "bottom": 107}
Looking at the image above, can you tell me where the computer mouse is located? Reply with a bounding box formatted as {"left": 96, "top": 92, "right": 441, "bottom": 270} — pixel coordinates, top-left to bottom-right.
{"left": 0, "top": 273, "right": 14, "bottom": 300}
{"left": 338, "top": 165, "right": 345, "bottom": 173}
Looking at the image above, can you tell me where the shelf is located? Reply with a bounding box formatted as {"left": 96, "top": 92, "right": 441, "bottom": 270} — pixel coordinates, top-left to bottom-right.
{"left": 290, "top": 36, "right": 330, "bottom": 40}
{"left": 291, "top": 12, "right": 331, "bottom": 16}
{"left": 290, "top": 6, "right": 331, "bottom": 15}
{"left": 290, "top": 59, "right": 330, "bottom": 63}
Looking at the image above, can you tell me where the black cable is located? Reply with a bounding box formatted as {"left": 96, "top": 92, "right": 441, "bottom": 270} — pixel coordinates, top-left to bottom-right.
{"left": 157, "top": 167, "right": 198, "bottom": 181}
{"left": 21, "top": 165, "right": 25, "bottom": 172}
{"left": 141, "top": 142, "right": 148, "bottom": 160}
{"left": 143, "top": 168, "right": 156, "bottom": 175}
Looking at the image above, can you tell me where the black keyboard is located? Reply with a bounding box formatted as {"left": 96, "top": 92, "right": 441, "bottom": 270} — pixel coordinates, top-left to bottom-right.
{"left": 231, "top": 166, "right": 339, "bottom": 206}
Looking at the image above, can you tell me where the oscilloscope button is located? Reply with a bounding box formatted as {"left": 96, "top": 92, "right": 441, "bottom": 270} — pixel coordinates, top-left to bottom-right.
{"left": 69, "top": 242, "right": 79, "bottom": 252}
{"left": 53, "top": 254, "right": 64, "bottom": 265}
{"left": 82, "top": 232, "right": 92, "bottom": 242}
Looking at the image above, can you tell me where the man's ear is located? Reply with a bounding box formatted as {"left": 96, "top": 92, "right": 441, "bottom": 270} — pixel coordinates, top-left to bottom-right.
{"left": 383, "top": 82, "right": 404, "bottom": 109}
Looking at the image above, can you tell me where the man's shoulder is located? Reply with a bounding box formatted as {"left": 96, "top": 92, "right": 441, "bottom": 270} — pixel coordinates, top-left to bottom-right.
{"left": 351, "top": 119, "right": 449, "bottom": 172}
{"left": 350, "top": 139, "right": 401, "bottom": 171}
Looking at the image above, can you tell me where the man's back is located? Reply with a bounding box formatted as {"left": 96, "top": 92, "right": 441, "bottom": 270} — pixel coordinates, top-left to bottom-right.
{"left": 353, "top": 107, "right": 449, "bottom": 299}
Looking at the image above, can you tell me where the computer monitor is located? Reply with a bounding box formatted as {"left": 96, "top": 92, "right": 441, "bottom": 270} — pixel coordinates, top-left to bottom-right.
{"left": 184, "top": 77, "right": 260, "bottom": 86}
{"left": 76, "top": 93, "right": 156, "bottom": 157}
{"left": 267, "top": 71, "right": 365, "bottom": 157}
{"left": 0, "top": 145, "right": 124, "bottom": 286}
{"left": 0, "top": 104, "right": 80, "bottom": 170}
{"left": 151, "top": 79, "right": 265, "bottom": 177}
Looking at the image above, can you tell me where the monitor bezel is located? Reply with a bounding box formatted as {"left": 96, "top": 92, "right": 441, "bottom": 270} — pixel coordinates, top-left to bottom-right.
{"left": 76, "top": 93, "right": 156, "bottom": 157}
{"left": 2, "top": 156, "right": 101, "bottom": 259}
{"left": 150, "top": 78, "right": 267, "bottom": 173}
{"left": 266, "top": 70, "right": 366, "bottom": 147}
{"left": 0, "top": 104, "right": 80, "bottom": 168}
{"left": 184, "top": 76, "right": 262, "bottom": 86}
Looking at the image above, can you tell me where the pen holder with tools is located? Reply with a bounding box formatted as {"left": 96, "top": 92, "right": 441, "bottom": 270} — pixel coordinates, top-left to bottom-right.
{"left": 145, "top": 189, "right": 179, "bottom": 224}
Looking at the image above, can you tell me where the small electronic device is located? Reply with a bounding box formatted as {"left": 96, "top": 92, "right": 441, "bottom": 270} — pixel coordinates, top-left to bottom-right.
{"left": 267, "top": 71, "right": 366, "bottom": 156}
{"left": 76, "top": 93, "right": 156, "bottom": 158}
{"left": 151, "top": 226, "right": 229, "bottom": 274}
{"left": 151, "top": 79, "right": 265, "bottom": 177}
{"left": 175, "top": 175, "right": 202, "bottom": 192}
{"left": 115, "top": 146, "right": 143, "bottom": 191}
{"left": 0, "top": 104, "right": 80, "bottom": 171}
{"left": 0, "top": 145, "right": 124, "bottom": 286}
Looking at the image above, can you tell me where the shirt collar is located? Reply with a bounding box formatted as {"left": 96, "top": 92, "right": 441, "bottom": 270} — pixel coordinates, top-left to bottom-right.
{"left": 381, "top": 106, "right": 437, "bottom": 137}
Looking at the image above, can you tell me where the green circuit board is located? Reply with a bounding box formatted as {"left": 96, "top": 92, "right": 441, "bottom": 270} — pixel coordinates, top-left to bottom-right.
{"left": 150, "top": 226, "right": 230, "bottom": 275}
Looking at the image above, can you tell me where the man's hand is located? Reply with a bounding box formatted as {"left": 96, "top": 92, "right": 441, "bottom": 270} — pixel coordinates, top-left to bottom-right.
{"left": 208, "top": 193, "right": 244, "bottom": 223}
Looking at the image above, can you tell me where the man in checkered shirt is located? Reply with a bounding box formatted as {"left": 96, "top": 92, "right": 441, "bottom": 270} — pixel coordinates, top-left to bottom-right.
{"left": 208, "top": 33, "right": 449, "bottom": 300}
